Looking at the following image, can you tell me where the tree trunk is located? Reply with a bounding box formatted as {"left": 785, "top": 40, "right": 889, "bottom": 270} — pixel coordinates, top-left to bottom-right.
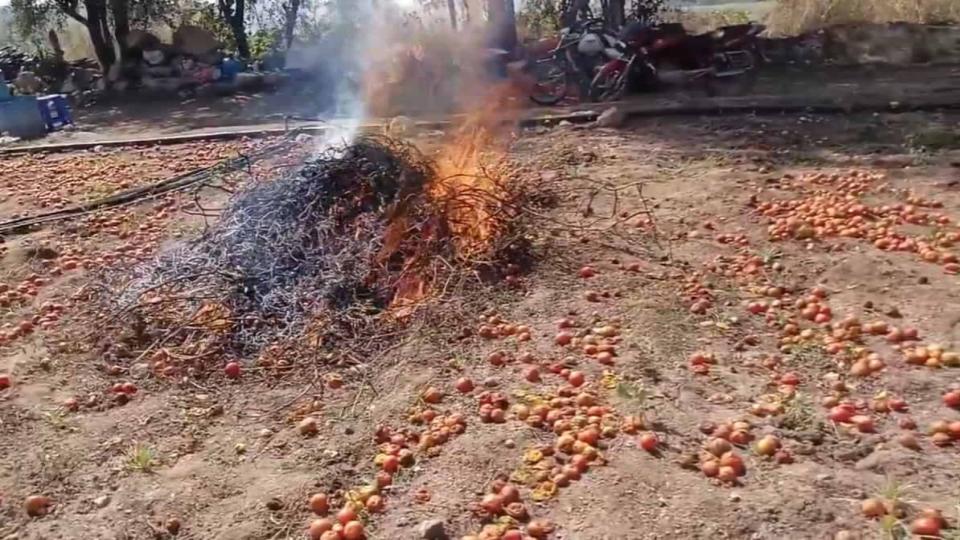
{"left": 109, "top": 0, "right": 131, "bottom": 63}
{"left": 84, "top": 0, "right": 116, "bottom": 74}
{"left": 218, "top": 0, "right": 250, "bottom": 59}
{"left": 447, "top": 0, "right": 457, "bottom": 30}
{"left": 59, "top": 0, "right": 115, "bottom": 74}
{"left": 283, "top": 0, "right": 301, "bottom": 49}
{"left": 606, "top": 0, "right": 625, "bottom": 28}
{"left": 487, "top": 0, "right": 517, "bottom": 53}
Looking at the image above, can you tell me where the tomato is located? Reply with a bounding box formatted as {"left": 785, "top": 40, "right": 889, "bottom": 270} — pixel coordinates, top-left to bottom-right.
{"left": 861, "top": 498, "right": 885, "bottom": 518}
{"left": 342, "top": 521, "right": 365, "bottom": 540}
{"left": 910, "top": 517, "right": 941, "bottom": 537}
{"left": 480, "top": 494, "right": 503, "bottom": 514}
{"left": 381, "top": 455, "right": 399, "bottom": 473}
{"left": 638, "top": 432, "right": 659, "bottom": 452}
{"left": 719, "top": 452, "right": 745, "bottom": 476}
{"left": 454, "top": 378, "right": 474, "bottom": 393}
{"left": 422, "top": 387, "right": 443, "bottom": 404}
{"left": 717, "top": 466, "right": 738, "bottom": 483}
{"left": 308, "top": 493, "right": 329, "bottom": 515}
{"left": 224, "top": 362, "right": 241, "bottom": 379}
{"left": 336, "top": 505, "right": 358, "bottom": 525}
{"left": 308, "top": 519, "right": 334, "bottom": 540}
{"left": 943, "top": 390, "right": 960, "bottom": 409}
{"left": 754, "top": 435, "right": 779, "bottom": 456}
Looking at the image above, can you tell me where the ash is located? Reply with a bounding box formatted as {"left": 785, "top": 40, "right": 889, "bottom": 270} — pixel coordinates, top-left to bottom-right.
{"left": 108, "top": 136, "right": 434, "bottom": 358}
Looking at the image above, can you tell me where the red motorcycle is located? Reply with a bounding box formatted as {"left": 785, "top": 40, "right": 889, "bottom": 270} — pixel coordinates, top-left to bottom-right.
{"left": 589, "top": 22, "right": 765, "bottom": 102}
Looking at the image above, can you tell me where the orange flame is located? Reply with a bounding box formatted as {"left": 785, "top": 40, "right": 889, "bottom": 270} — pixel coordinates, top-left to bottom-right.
{"left": 431, "top": 83, "right": 522, "bottom": 257}
{"left": 384, "top": 84, "right": 523, "bottom": 316}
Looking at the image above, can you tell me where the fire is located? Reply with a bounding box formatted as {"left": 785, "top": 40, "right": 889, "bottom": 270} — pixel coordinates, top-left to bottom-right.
{"left": 384, "top": 83, "right": 524, "bottom": 315}
{"left": 430, "top": 83, "right": 522, "bottom": 258}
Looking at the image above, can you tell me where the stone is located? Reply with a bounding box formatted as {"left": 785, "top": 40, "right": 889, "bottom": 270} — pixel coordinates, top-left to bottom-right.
{"left": 173, "top": 25, "right": 221, "bottom": 57}
{"left": 384, "top": 115, "right": 415, "bottom": 137}
{"left": 595, "top": 106, "right": 627, "bottom": 128}
{"left": 297, "top": 417, "right": 318, "bottom": 436}
{"left": 93, "top": 495, "right": 110, "bottom": 508}
{"left": 418, "top": 519, "right": 448, "bottom": 540}
{"left": 13, "top": 71, "right": 42, "bottom": 94}
{"left": 129, "top": 362, "right": 151, "bottom": 379}
{"left": 125, "top": 30, "right": 161, "bottom": 50}
{"left": 854, "top": 449, "right": 896, "bottom": 471}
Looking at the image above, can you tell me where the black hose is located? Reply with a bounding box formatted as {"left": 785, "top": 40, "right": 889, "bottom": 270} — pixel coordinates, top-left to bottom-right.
{"left": 0, "top": 138, "right": 295, "bottom": 235}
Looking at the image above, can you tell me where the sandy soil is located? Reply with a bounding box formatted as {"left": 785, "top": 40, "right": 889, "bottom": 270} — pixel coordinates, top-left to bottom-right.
{"left": 1, "top": 108, "right": 960, "bottom": 540}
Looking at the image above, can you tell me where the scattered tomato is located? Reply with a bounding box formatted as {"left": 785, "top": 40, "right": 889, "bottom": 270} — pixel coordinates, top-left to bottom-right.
{"left": 309, "top": 493, "right": 329, "bottom": 515}
{"left": 638, "top": 432, "right": 659, "bottom": 452}
{"left": 455, "top": 377, "right": 474, "bottom": 393}
{"left": 224, "top": 361, "right": 241, "bottom": 379}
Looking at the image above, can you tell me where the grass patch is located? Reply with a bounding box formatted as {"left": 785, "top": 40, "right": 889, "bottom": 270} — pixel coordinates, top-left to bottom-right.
{"left": 125, "top": 442, "right": 158, "bottom": 473}
{"left": 787, "top": 342, "right": 832, "bottom": 370}
{"left": 662, "top": 8, "right": 754, "bottom": 33}
{"left": 878, "top": 515, "right": 909, "bottom": 540}
{"left": 906, "top": 129, "right": 960, "bottom": 154}
{"left": 42, "top": 410, "right": 77, "bottom": 432}
{"left": 765, "top": 0, "right": 960, "bottom": 36}
{"left": 780, "top": 393, "right": 823, "bottom": 431}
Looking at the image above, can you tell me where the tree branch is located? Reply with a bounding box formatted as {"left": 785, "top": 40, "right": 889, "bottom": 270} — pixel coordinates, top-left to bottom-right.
{"left": 55, "top": 0, "right": 87, "bottom": 23}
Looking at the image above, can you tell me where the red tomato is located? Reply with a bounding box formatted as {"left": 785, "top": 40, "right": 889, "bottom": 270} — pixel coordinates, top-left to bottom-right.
{"left": 638, "top": 432, "right": 659, "bottom": 452}
{"left": 224, "top": 362, "right": 241, "bottom": 379}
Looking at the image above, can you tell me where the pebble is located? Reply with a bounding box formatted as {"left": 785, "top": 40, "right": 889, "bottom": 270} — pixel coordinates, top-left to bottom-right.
{"left": 93, "top": 495, "right": 110, "bottom": 508}
{"left": 129, "top": 363, "right": 151, "bottom": 379}
{"left": 418, "top": 519, "right": 448, "bottom": 540}
{"left": 298, "top": 417, "right": 318, "bottom": 436}
{"left": 595, "top": 106, "right": 626, "bottom": 129}
{"left": 729, "top": 492, "right": 741, "bottom": 502}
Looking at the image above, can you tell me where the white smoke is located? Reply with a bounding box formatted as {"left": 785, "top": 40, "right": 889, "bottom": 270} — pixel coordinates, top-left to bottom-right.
{"left": 309, "top": 0, "right": 416, "bottom": 153}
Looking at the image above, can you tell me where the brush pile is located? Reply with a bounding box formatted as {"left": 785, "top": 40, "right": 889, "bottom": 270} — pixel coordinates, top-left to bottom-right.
{"left": 95, "top": 135, "right": 528, "bottom": 371}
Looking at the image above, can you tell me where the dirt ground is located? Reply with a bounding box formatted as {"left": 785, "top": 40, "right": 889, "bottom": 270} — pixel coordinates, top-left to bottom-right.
{"left": 9, "top": 63, "right": 960, "bottom": 149}
{"left": 1, "top": 106, "right": 960, "bottom": 540}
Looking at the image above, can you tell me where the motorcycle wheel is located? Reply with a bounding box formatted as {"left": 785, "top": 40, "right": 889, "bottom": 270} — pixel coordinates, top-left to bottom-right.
{"left": 704, "top": 53, "right": 759, "bottom": 97}
{"left": 529, "top": 58, "right": 570, "bottom": 106}
{"left": 588, "top": 67, "right": 627, "bottom": 102}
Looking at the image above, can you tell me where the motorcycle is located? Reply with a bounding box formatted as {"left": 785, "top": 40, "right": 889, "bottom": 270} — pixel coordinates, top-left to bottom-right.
{"left": 527, "top": 18, "right": 627, "bottom": 106}
{"left": 588, "top": 22, "right": 766, "bottom": 102}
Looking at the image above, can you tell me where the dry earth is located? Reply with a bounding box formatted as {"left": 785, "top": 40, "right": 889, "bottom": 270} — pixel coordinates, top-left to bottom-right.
{"left": 1, "top": 109, "right": 960, "bottom": 540}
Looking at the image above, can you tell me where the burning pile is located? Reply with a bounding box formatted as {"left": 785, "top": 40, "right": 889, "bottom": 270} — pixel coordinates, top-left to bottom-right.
{"left": 97, "top": 134, "right": 528, "bottom": 368}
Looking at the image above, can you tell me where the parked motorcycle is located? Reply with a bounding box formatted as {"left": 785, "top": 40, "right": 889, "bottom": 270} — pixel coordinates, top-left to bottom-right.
{"left": 588, "top": 22, "right": 766, "bottom": 102}
{"left": 527, "top": 18, "right": 627, "bottom": 106}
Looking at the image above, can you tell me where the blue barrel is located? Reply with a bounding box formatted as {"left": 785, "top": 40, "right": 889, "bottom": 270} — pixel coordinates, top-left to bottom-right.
{"left": 0, "top": 96, "right": 46, "bottom": 139}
